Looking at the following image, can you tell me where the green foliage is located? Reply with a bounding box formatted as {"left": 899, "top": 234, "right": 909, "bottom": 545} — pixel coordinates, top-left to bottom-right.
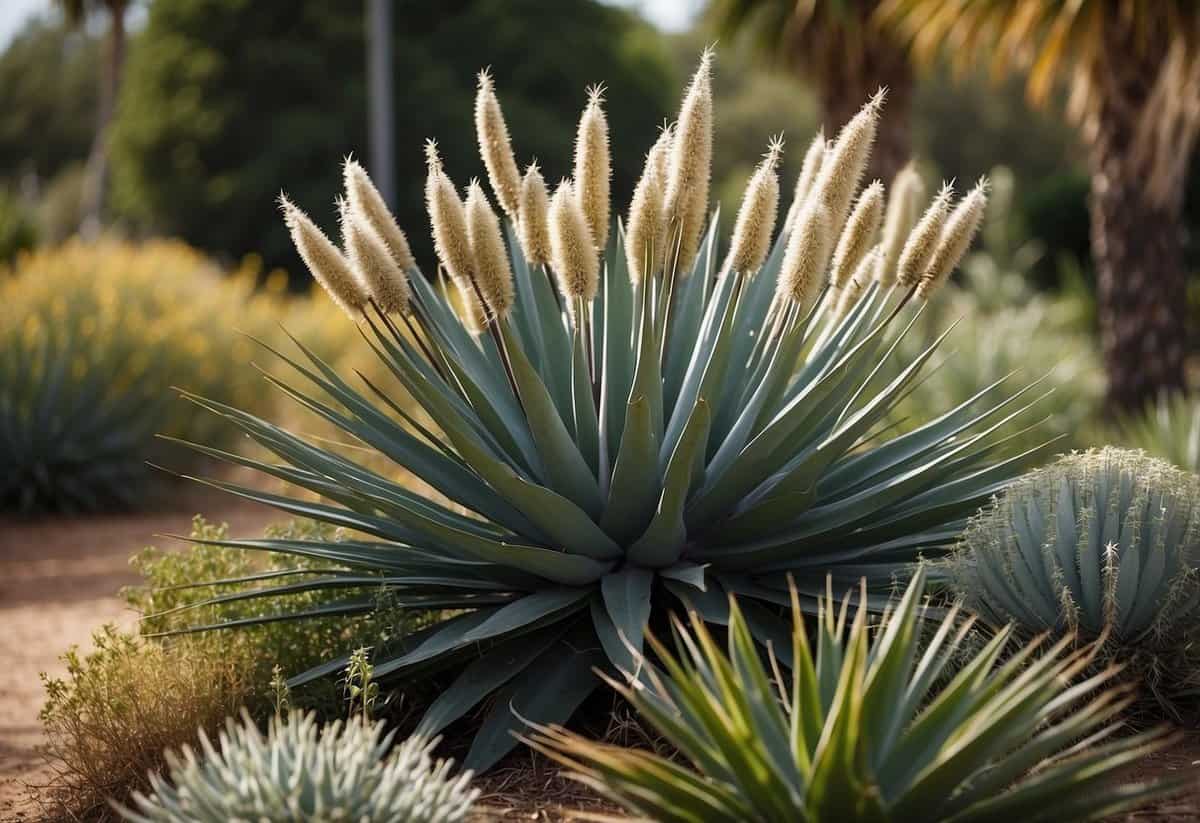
{"left": 0, "top": 14, "right": 98, "bottom": 183}
{"left": 117, "top": 711, "right": 478, "bottom": 823}
{"left": 0, "top": 238, "right": 353, "bottom": 512}
{"left": 527, "top": 567, "right": 1185, "bottom": 822}
{"left": 0, "top": 186, "right": 37, "bottom": 262}
{"left": 948, "top": 447, "right": 1200, "bottom": 718}
{"left": 1107, "top": 393, "right": 1200, "bottom": 473}
{"left": 109, "top": 0, "right": 675, "bottom": 275}
{"left": 130, "top": 516, "right": 409, "bottom": 712}
{"left": 172, "top": 54, "right": 1046, "bottom": 773}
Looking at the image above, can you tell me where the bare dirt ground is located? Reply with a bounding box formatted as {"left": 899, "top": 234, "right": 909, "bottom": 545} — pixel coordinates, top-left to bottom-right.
{"left": 0, "top": 492, "right": 276, "bottom": 821}
{"left": 1, "top": 492, "right": 1199, "bottom": 821}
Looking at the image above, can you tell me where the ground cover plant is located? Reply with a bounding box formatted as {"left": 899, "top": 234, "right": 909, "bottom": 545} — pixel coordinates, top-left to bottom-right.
{"left": 947, "top": 447, "right": 1200, "bottom": 721}
{"left": 0, "top": 238, "right": 352, "bottom": 513}
{"left": 116, "top": 711, "right": 478, "bottom": 823}
{"left": 527, "top": 567, "right": 1187, "bottom": 822}
{"left": 163, "top": 50, "right": 1051, "bottom": 771}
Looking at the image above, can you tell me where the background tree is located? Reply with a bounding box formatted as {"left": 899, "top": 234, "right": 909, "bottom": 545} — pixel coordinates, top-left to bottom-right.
{"left": 58, "top": 0, "right": 128, "bottom": 233}
{"left": 110, "top": 0, "right": 675, "bottom": 276}
{"left": 881, "top": 0, "right": 1200, "bottom": 414}
{"left": 0, "top": 16, "right": 98, "bottom": 186}
{"left": 708, "top": 0, "right": 912, "bottom": 182}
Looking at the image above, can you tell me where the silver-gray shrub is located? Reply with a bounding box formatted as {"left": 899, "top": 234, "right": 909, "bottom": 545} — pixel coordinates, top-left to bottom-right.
{"left": 117, "top": 711, "right": 478, "bottom": 823}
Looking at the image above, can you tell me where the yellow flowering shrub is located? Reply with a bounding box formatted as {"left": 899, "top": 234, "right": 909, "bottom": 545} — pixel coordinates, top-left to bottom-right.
{"left": 0, "top": 238, "right": 357, "bottom": 512}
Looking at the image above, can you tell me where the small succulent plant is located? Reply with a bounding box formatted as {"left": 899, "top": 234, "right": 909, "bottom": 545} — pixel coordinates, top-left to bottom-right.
{"left": 116, "top": 711, "right": 478, "bottom": 823}
{"left": 526, "top": 567, "right": 1187, "bottom": 822}
{"left": 948, "top": 447, "right": 1200, "bottom": 716}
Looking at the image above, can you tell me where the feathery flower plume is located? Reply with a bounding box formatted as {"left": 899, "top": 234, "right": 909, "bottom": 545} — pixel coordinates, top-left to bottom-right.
{"left": 877, "top": 163, "right": 926, "bottom": 285}
{"left": 835, "top": 245, "right": 881, "bottom": 320}
{"left": 663, "top": 48, "right": 714, "bottom": 276}
{"left": 626, "top": 145, "right": 667, "bottom": 285}
{"left": 725, "top": 136, "right": 782, "bottom": 276}
{"left": 338, "top": 197, "right": 410, "bottom": 315}
{"left": 776, "top": 201, "right": 831, "bottom": 309}
{"left": 474, "top": 69, "right": 522, "bottom": 218}
{"left": 828, "top": 180, "right": 884, "bottom": 290}
{"left": 896, "top": 181, "right": 954, "bottom": 289}
{"left": 917, "top": 178, "right": 989, "bottom": 299}
{"left": 783, "top": 130, "right": 825, "bottom": 232}
{"left": 812, "top": 89, "right": 884, "bottom": 230}
{"left": 548, "top": 179, "right": 599, "bottom": 304}
{"left": 574, "top": 85, "right": 611, "bottom": 250}
{"left": 648, "top": 123, "right": 674, "bottom": 184}
{"left": 518, "top": 162, "right": 552, "bottom": 266}
{"left": 279, "top": 193, "right": 366, "bottom": 317}
{"left": 465, "top": 179, "right": 515, "bottom": 319}
{"left": 425, "top": 141, "right": 484, "bottom": 332}
{"left": 343, "top": 157, "right": 417, "bottom": 273}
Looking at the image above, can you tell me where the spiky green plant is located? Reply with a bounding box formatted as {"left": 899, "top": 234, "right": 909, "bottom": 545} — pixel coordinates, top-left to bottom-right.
{"left": 527, "top": 567, "right": 1186, "bottom": 822}
{"left": 164, "top": 52, "right": 1047, "bottom": 770}
{"left": 1108, "top": 393, "right": 1200, "bottom": 473}
{"left": 948, "top": 447, "right": 1200, "bottom": 718}
{"left": 116, "top": 711, "right": 477, "bottom": 823}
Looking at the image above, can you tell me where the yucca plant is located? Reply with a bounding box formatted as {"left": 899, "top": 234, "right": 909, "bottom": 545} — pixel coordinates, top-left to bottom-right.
{"left": 162, "top": 51, "right": 1048, "bottom": 770}
{"left": 948, "top": 447, "right": 1200, "bottom": 718}
{"left": 116, "top": 711, "right": 478, "bottom": 823}
{"left": 527, "top": 567, "right": 1186, "bottom": 822}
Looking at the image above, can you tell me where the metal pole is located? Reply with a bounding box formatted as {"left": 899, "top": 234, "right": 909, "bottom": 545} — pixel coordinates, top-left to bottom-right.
{"left": 366, "top": 0, "right": 396, "bottom": 207}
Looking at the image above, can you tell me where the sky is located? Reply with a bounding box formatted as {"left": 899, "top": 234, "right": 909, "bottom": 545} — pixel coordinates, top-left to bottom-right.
{"left": 0, "top": 0, "right": 701, "bottom": 50}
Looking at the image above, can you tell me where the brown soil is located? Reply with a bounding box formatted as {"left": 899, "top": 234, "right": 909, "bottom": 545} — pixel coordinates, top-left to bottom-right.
{"left": 1, "top": 493, "right": 1199, "bottom": 822}
{"left": 0, "top": 491, "right": 276, "bottom": 822}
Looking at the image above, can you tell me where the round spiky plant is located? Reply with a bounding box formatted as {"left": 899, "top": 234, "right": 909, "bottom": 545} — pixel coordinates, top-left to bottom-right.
{"left": 526, "top": 567, "right": 1188, "bottom": 822}
{"left": 947, "top": 447, "right": 1200, "bottom": 719}
{"left": 163, "top": 52, "right": 1047, "bottom": 770}
{"left": 116, "top": 711, "right": 477, "bottom": 823}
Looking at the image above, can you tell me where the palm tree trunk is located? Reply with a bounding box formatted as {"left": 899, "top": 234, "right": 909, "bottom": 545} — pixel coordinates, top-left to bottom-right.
{"left": 1088, "top": 28, "right": 1189, "bottom": 415}
{"left": 80, "top": 0, "right": 126, "bottom": 235}
{"left": 817, "top": 26, "right": 911, "bottom": 183}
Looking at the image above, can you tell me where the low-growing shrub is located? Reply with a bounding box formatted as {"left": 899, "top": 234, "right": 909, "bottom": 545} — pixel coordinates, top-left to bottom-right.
{"left": 116, "top": 711, "right": 478, "bottom": 823}
{"left": 947, "top": 447, "right": 1200, "bottom": 720}
{"left": 527, "top": 568, "right": 1187, "bottom": 822}
{"left": 39, "top": 626, "right": 252, "bottom": 821}
{"left": 40, "top": 516, "right": 415, "bottom": 820}
{"left": 0, "top": 238, "right": 353, "bottom": 513}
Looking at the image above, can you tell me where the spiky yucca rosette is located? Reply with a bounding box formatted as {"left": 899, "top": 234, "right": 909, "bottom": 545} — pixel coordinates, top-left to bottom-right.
{"left": 161, "top": 51, "right": 1047, "bottom": 770}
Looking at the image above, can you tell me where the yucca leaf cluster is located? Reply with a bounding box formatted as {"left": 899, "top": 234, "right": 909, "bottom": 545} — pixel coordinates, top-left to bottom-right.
{"left": 170, "top": 51, "right": 1045, "bottom": 770}
{"left": 528, "top": 568, "right": 1185, "bottom": 822}
{"left": 116, "top": 711, "right": 477, "bottom": 823}
{"left": 948, "top": 447, "right": 1200, "bottom": 717}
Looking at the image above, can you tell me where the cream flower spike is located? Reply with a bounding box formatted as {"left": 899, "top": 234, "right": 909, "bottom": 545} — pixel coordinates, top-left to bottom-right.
{"left": 474, "top": 68, "right": 522, "bottom": 218}
{"left": 725, "top": 135, "right": 783, "bottom": 277}
{"left": 279, "top": 193, "right": 367, "bottom": 318}
{"left": 663, "top": 47, "right": 714, "bottom": 277}
{"left": 338, "top": 196, "right": 410, "bottom": 315}
{"left": 574, "top": 84, "right": 611, "bottom": 251}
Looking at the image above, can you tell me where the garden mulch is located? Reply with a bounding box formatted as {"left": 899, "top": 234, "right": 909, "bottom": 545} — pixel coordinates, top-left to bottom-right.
{"left": 1, "top": 492, "right": 1199, "bottom": 821}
